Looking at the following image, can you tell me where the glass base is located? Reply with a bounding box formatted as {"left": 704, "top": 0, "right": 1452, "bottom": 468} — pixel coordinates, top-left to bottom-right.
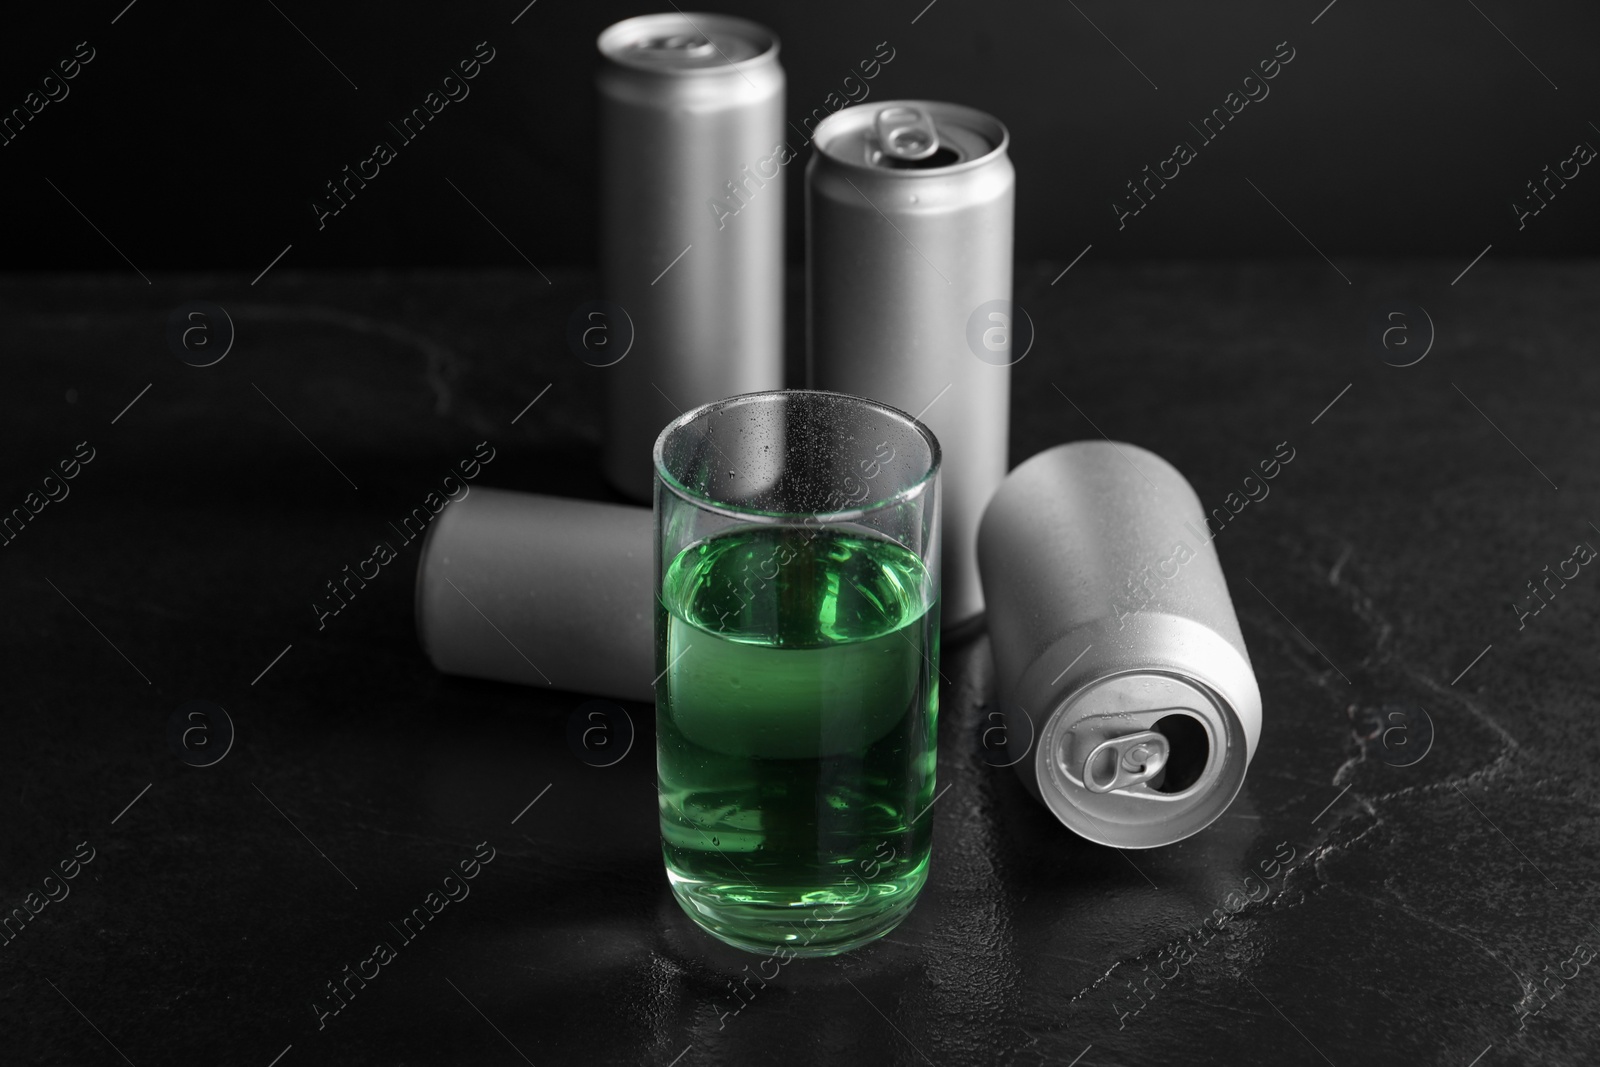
{"left": 666, "top": 858, "right": 928, "bottom": 958}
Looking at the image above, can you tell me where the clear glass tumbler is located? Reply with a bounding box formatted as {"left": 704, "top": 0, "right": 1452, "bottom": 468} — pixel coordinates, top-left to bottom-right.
{"left": 653, "top": 389, "right": 941, "bottom": 956}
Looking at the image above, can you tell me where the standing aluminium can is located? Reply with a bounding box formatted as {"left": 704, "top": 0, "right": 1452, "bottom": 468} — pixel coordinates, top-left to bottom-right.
{"left": 597, "top": 14, "right": 786, "bottom": 501}
{"left": 976, "top": 441, "right": 1263, "bottom": 848}
{"left": 807, "top": 101, "right": 1013, "bottom": 634}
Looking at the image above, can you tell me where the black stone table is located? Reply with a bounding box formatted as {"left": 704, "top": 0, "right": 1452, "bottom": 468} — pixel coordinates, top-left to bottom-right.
{"left": 3, "top": 261, "right": 1596, "bottom": 1066}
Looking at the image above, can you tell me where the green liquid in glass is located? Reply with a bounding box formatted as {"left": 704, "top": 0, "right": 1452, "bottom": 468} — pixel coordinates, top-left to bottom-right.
{"left": 657, "top": 524, "right": 939, "bottom": 956}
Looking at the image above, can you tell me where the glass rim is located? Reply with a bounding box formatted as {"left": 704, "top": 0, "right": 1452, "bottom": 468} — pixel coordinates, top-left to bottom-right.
{"left": 651, "top": 388, "right": 942, "bottom": 524}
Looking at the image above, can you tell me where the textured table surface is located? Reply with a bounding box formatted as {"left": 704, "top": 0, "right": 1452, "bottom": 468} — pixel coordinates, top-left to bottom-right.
{"left": 2, "top": 261, "right": 1597, "bottom": 1066}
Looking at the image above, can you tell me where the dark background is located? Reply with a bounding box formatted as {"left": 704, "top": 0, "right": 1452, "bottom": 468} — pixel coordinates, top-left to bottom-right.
{"left": 4, "top": 0, "right": 1598, "bottom": 273}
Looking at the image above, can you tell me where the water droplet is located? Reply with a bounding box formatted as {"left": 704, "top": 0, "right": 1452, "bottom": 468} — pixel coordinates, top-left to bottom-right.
{"left": 711, "top": 836, "right": 720, "bottom": 846}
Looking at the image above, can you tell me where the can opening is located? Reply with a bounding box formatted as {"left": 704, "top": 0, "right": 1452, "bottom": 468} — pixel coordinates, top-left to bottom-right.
{"left": 1150, "top": 713, "right": 1208, "bottom": 794}
{"left": 872, "top": 144, "right": 963, "bottom": 170}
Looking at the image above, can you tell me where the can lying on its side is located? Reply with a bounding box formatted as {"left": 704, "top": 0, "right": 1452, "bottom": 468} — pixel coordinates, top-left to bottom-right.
{"left": 597, "top": 13, "right": 786, "bottom": 502}
{"left": 976, "top": 441, "right": 1262, "bottom": 848}
{"left": 415, "top": 488, "right": 655, "bottom": 703}
{"left": 808, "top": 100, "right": 1014, "bottom": 636}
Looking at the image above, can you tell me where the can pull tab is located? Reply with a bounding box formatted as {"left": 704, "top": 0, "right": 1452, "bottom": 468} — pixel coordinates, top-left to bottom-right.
{"left": 875, "top": 105, "right": 940, "bottom": 161}
{"left": 1083, "top": 731, "right": 1170, "bottom": 794}
{"left": 636, "top": 33, "right": 715, "bottom": 58}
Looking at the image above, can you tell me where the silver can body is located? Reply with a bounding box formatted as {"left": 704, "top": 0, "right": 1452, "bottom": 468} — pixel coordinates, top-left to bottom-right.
{"left": 976, "top": 441, "right": 1262, "bottom": 848}
{"left": 598, "top": 13, "right": 786, "bottom": 501}
{"left": 415, "top": 487, "right": 654, "bottom": 702}
{"left": 807, "top": 100, "right": 1013, "bottom": 633}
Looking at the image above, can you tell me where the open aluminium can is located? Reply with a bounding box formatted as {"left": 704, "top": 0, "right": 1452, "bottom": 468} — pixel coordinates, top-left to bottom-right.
{"left": 975, "top": 442, "right": 1262, "bottom": 848}
{"left": 807, "top": 100, "right": 1014, "bottom": 636}
{"left": 597, "top": 13, "right": 786, "bottom": 501}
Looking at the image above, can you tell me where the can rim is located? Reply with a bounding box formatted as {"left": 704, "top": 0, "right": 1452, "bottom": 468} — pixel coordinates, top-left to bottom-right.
{"left": 412, "top": 497, "right": 447, "bottom": 664}
{"left": 596, "top": 12, "right": 781, "bottom": 75}
{"left": 810, "top": 99, "right": 1010, "bottom": 177}
{"left": 651, "top": 388, "right": 941, "bottom": 525}
{"left": 1032, "top": 666, "right": 1252, "bottom": 849}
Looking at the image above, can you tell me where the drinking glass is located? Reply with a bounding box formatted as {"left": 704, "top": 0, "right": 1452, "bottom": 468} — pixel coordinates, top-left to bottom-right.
{"left": 653, "top": 389, "right": 941, "bottom": 956}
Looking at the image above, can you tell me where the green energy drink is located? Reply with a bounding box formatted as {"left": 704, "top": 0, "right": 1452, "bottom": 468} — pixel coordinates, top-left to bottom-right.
{"left": 656, "top": 523, "right": 938, "bottom": 956}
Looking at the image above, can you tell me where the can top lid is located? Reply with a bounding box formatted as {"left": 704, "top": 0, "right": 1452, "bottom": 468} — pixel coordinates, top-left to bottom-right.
{"left": 1033, "top": 670, "right": 1250, "bottom": 849}
{"left": 598, "top": 13, "right": 777, "bottom": 73}
{"left": 812, "top": 99, "right": 1008, "bottom": 175}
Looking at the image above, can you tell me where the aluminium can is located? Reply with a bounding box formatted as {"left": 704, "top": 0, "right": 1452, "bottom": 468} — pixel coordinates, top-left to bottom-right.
{"left": 597, "top": 13, "right": 786, "bottom": 501}
{"left": 415, "top": 487, "right": 655, "bottom": 703}
{"left": 975, "top": 441, "right": 1263, "bottom": 848}
{"left": 807, "top": 100, "right": 1013, "bottom": 635}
